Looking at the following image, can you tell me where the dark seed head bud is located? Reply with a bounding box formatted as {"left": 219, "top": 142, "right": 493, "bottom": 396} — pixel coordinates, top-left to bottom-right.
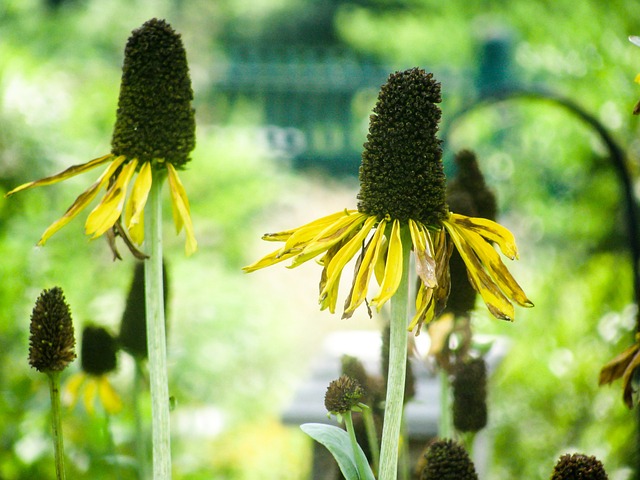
{"left": 551, "top": 453, "right": 608, "bottom": 480}
{"left": 446, "top": 150, "right": 497, "bottom": 315}
{"left": 419, "top": 439, "right": 479, "bottom": 480}
{"left": 119, "top": 261, "right": 169, "bottom": 359}
{"left": 452, "top": 358, "right": 488, "bottom": 433}
{"left": 81, "top": 325, "right": 118, "bottom": 376}
{"left": 28, "top": 287, "right": 76, "bottom": 372}
{"left": 357, "top": 68, "right": 447, "bottom": 225}
{"left": 111, "top": 18, "right": 195, "bottom": 168}
{"left": 324, "top": 375, "right": 364, "bottom": 415}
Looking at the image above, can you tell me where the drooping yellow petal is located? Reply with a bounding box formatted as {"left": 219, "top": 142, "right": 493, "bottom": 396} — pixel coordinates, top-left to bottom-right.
{"left": 409, "top": 219, "right": 437, "bottom": 288}
{"left": 374, "top": 235, "right": 388, "bottom": 286}
{"left": 263, "top": 210, "right": 355, "bottom": 242}
{"left": 83, "top": 377, "right": 98, "bottom": 416}
{"left": 408, "top": 282, "right": 434, "bottom": 332}
{"left": 343, "top": 218, "right": 387, "bottom": 316}
{"left": 64, "top": 372, "right": 86, "bottom": 409}
{"left": 371, "top": 219, "right": 403, "bottom": 310}
{"left": 456, "top": 225, "right": 532, "bottom": 307}
{"left": 320, "top": 215, "right": 377, "bottom": 299}
{"left": 125, "top": 160, "right": 152, "bottom": 232}
{"left": 319, "top": 241, "right": 345, "bottom": 313}
{"left": 449, "top": 213, "right": 519, "bottom": 260}
{"left": 444, "top": 219, "right": 515, "bottom": 321}
{"left": 128, "top": 208, "right": 145, "bottom": 246}
{"left": 5, "top": 153, "right": 115, "bottom": 196}
{"left": 167, "top": 163, "right": 197, "bottom": 256}
{"left": 289, "top": 212, "right": 368, "bottom": 268}
{"left": 37, "top": 155, "right": 128, "bottom": 245}
{"left": 98, "top": 376, "right": 123, "bottom": 414}
{"left": 85, "top": 159, "right": 138, "bottom": 238}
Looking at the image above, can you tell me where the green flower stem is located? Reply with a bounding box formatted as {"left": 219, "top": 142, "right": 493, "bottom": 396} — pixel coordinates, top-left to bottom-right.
{"left": 47, "top": 371, "right": 66, "bottom": 480}
{"left": 344, "top": 411, "right": 369, "bottom": 478}
{"left": 361, "top": 406, "right": 379, "bottom": 475}
{"left": 378, "top": 228, "right": 412, "bottom": 480}
{"left": 134, "top": 360, "right": 149, "bottom": 480}
{"left": 438, "top": 369, "right": 452, "bottom": 439}
{"left": 145, "top": 171, "right": 171, "bottom": 479}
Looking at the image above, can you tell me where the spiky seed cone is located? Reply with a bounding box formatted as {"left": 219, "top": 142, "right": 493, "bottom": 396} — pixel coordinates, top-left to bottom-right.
{"left": 357, "top": 68, "right": 447, "bottom": 225}
{"left": 419, "top": 439, "right": 479, "bottom": 480}
{"left": 324, "top": 375, "right": 364, "bottom": 415}
{"left": 119, "top": 261, "right": 169, "bottom": 359}
{"left": 29, "top": 287, "right": 76, "bottom": 372}
{"left": 111, "top": 18, "right": 195, "bottom": 167}
{"left": 81, "top": 326, "right": 118, "bottom": 376}
{"left": 550, "top": 453, "right": 608, "bottom": 480}
{"left": 452, "top": 357, "right": 488, "bottom": 433}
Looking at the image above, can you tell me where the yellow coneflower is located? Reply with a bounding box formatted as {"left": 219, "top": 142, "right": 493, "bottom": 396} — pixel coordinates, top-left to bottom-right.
{"left": 244, "top": 68, "right": 532, "bottom": 333}
{"left": 5, "top": 18, "right": 196, "bottom": 258}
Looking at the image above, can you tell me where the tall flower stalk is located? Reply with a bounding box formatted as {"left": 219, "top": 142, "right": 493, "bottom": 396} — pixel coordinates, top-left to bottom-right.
{"left": 244, "top": 68, "right": 531, "bottom": 478}
{"left": 28, "top": 287, "right": 76, "bottom": 480}
{"left": 7, "top": 18, "right": 197, "bottom": 479}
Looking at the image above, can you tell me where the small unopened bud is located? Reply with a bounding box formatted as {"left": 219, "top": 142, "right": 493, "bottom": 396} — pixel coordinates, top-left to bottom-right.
{"left": 452, "top": 358, "right": 488, "bottom": 433}
{"left": 28, "top": 287, "right": 76, "bottom": 372}
{"left": 551, "top": 453, "right": 608, "bottom": 480}
{"left": 81, "top": 326, "right": 118, "bottom": 376}
{"left": 419, "top": 439, "right": 478, "bottom": 480}
{"left": 324, "top": 375, "right": 364, "bottom": 415}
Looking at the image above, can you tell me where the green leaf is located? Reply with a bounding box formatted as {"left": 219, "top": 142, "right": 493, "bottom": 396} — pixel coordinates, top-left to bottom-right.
{"left": 301, "top": 423, "right": 375, "bottom": 480}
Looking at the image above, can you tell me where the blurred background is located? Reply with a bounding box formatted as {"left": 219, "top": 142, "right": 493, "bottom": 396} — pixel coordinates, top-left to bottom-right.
{"left": 1, "top": 0, "right": 640, "bottom": 478}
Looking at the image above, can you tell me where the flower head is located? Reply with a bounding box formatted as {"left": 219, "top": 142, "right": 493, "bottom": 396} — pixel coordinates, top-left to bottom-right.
{"left": 244, "top": 68, "right": 532, "bottom": 331}
{"left": 550, "top": 453, "right": 608, "bottom": 480}
{"left": 452, "top": 357, "right": 487, "bottom": 433}
{"left": 5, "top": 18, "right": 197, "bottom": 258}
{"left": 29, "top": 287, "right": 76, "bottom": 373}
{"left": 324, "top": 375, "right": 365, "bottom": 416}
{"left": 418, "top": 439, "right": 478, "bottom": 480}
{"left": 66, "top": 325, "right": 122, "bottom": 415}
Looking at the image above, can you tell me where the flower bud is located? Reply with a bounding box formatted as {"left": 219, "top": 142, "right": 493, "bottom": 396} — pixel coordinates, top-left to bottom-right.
{"left": 419, "top": 439, "right": 478, "bottom": 480}
{"left": 324, "top": 375, "right": 364, "bottom": 415}
{"left": 28, "top": 287, "right": 76, "bottom": 372}
{"left": 551, "top": 453, "right": 608, "bottom": 480}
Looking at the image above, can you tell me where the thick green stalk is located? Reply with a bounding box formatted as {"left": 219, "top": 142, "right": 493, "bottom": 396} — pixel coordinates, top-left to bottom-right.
{"left": 47, "top": 371, "right": 66, "bottom": 480}
{"left": 145, "top": 172, "right": 171, "bottom": 479}
{"left": 378, "top": 228, "right": 412, "bottom": 480}
{"left": 134, "top": 360, "right": 150, "bottom": 479}
{"left": 362, "top": 406, "right": 379, "bottom": 475}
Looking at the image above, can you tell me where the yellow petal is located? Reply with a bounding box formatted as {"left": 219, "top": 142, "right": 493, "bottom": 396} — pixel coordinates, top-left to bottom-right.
{"left": 125, "top": 161, "right": 152, "bottom": 230}
{"left": 98, "top": 376, "right": 123, "bottom": 414}
{"left": 449, "top": 213, "right": 519, "bottom": 260}
{"left": 456, "top": 225, "right": 532, "bottom": 307}
{"left": 85, "top": 159, "right": 138, "bottom": 238}
{"left": 128, "top": 208, "right": 145, "bottom": 245}
{"left": 83, "top": 378, "right": 98, "bottom": 416}
{"left": 167, "top": 163, "right": 197, "bottom": 256}
{"left": 64, "top": 372, "right": 86, "bottom": 409}
{"left": 37, "top": 156, "right": 128, "bottom": 245}
{"left": 408, "top": 282, "right": 434, "bottom": 332}
{"left": 444, "top": 219, "right": 515, "bottom": 321}
{"left": 5, "top": 153, "right": 115, "bottom": 197}
{"left": 409, "top": 219, "right": 437, "bottom": 288}
{"left": 289, "top": 212, "right": 368, "bottom": 268}
{"left": 374, "top": 235, "right": 388, "bottom": 286}
{"left": 320, "top": 215, "right": 377, "bottom": 299}
{"left": 343, "top": 218, "right": 387, "bottom": 315}
{"left": 319, "top": 241, "right": 345, "bottom": 313}
{"left": 263, "top": 210, "right": 355, "bottom": 242}
{"left": 371, "top": 219, "right": 403, "bottom": 310}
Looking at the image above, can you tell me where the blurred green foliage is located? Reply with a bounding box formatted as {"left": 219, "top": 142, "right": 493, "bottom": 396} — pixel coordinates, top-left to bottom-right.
{"left": 1, "top": 0, "right": 640, "bottom": 479}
